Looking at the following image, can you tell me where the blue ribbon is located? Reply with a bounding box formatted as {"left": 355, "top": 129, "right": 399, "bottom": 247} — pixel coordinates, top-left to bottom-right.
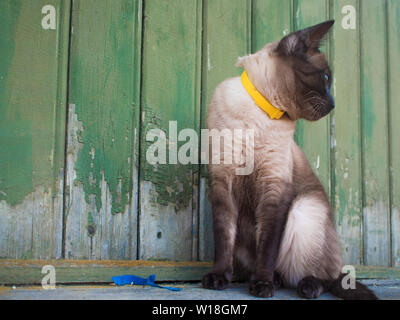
{"left": 112, "top": 274, "right": 182, "bottom": 291}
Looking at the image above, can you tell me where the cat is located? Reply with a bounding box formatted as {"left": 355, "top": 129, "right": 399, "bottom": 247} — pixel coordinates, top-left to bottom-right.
{"left": 202, "top": 20, "right": 377, "bottom": 300}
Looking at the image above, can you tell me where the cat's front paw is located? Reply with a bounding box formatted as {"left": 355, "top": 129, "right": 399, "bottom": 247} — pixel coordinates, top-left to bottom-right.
{"left": 202, "top": 272, "right": 230, "bottom": 290}
{"left": 249, "top": 280, "right": 275, "bottom": 298}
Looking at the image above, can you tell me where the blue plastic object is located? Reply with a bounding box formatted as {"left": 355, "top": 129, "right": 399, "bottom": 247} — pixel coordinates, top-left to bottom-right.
{"left": 112, "top": 274, "right": 182, "bottom": 291}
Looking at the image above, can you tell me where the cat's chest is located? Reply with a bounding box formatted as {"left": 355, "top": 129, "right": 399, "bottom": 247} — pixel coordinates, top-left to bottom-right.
{"left": 253, "top": 125, "right": 294, "bottom": 153}
{"left": 253, "top": 132, "right": 294, "bottom": 177}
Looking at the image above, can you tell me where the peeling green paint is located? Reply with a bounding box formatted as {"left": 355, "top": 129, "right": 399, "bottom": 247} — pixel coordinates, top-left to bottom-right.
{"left": 140, "top": 0, "right": 201, "bottom": 212}
{"left": 68, "top": 0, "right": 136, "bottom": 214}
{"left": 0, "top": 0, "right": 67, "bottom": 206}
{"left": 329, "top": 0, "right": 363, "bottom": 265}
{"left": 138, "top": 0, "right": 202, "bottom": 260}
{"left": 141, "top": 108, "right": 197, "bottom": 211}
{"left": 360, "top": 0, "right": 390, "bottom": 266}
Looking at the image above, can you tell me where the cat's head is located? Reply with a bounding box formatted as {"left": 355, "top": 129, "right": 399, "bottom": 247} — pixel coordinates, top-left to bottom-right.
{"left": 237, "top": 20, "right": 335, "bottom": 121}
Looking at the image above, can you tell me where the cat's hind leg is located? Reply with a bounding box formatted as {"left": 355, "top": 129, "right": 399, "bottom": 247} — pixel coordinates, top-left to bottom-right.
{"left": 297, "top": 276, "right": 330, "bottom": 299}
{"left": 276, "top": 193, "right": 342, "bottom": 297}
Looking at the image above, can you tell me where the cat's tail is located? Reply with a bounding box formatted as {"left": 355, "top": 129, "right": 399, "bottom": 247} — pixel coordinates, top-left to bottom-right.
{"left": 327, "top": 274, "right": 378, "bottom": 300}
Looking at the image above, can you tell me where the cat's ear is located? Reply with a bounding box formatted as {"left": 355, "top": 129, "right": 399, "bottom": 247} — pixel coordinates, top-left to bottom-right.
{"left": 277, "top": 20, "right": 334, "bottom": 56}
{"left": 236, "top": 54, "right": 253, "bottom": 69}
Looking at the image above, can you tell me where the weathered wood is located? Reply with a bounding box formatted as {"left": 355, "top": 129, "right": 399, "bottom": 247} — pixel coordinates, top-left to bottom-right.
{"left": 199, "top": 0, "right": 252, "bottom": 261}
{"left": 0, "top": 0, "right": 398, "bottom": 273}
{"left": 65, "top": 0, "right": 140, "bottom": 259}
{"left": 293, "top": 0, "right": 331, "bottom": 194}
{"left": 0, "top": 0, "right": 70, "bottom": 259}
{"left": 252, "top": 0, "right": 293, "bottom": 51}
{"left": 0, "top": 260, "right": 212, "bottom": 285}
{"left": 330, "top": 0, "right": 363, "bottom": 265}
{"left": 139, "top": 0, "right": 202, "bottom": 260}
{"left": 387, "top": 0, "right": 400, "bottom": 267}
{"left": 354, "top": 265, "right": 400, "bottom": 280}
{"left": 360, "top": 0, "right": 390, "bottom": 266}
{"left": 0, "top": 260, "right": 399, "bottom": 285}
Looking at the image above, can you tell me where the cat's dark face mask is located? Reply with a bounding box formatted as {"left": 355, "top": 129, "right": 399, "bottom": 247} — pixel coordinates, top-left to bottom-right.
{"left": 275, "top": 20, "right": 335, "bottom": 121}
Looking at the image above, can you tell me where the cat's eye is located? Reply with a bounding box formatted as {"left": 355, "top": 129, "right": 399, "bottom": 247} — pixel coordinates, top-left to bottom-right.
{"left": 324, "top": 74, "right": 329, "bottom": 82}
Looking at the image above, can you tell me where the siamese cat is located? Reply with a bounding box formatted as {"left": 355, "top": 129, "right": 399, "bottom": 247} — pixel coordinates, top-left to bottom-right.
{"left": 202, "top": 20, "right": 377, "bottom": 300}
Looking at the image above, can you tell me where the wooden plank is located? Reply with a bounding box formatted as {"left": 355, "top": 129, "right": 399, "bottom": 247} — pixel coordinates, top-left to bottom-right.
{"left": 354, "top": 265, "right": 400, "bottom": 280}
{"left": 360, "top": 0, "right": 390, "bottom": 266}
{"left": 199, "top": 0, "right": 251, "bottom": 261}
{"left": 0, "top": 260, "right": 399, "bottom": 285}
{"left": 252, "top": 0, "right": 293, "bottom": 51}
{"left": 330, "top": 0, "right": 362, "bottom": 265}
{"left": 65, "top": 0, "right": 141, "bottom": 259}
{"left": 139, "top": 0, "right": 202, "bottom": 261}
{"left": 387, "top": 0, "right": 400, "bottom": 267}
{"left": 293, "top": 0, "right": 331, "bottom": 194}
{"left": 0, "top": 0, "right": 70, "bottom": 259}
{"left": 0, "top": 260, "right": 212, "bottom": 285}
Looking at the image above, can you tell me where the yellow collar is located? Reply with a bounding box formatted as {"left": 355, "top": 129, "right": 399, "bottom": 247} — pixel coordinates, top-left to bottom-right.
{"left": 241, "top": 71, "right": 285, "bottom": 120}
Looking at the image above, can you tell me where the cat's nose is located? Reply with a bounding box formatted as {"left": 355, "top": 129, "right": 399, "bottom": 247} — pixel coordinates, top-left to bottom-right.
{"left": 326, "top": 88, "right": 335, "bottom": 109}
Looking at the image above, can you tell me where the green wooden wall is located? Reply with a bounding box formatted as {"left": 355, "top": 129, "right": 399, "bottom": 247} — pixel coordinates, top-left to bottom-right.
{"left": 0, "top": 0, "right": 399, "bottom": 270}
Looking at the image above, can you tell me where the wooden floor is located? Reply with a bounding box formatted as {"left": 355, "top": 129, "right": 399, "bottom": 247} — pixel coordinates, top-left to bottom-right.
{"left": 1, "top": 280, "right": 400, "bottom": 300}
